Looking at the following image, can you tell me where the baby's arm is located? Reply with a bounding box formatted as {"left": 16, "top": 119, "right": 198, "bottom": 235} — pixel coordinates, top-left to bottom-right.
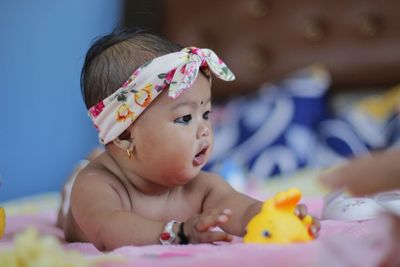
{"left": 201, "top": 172, "right": 262, "bottom": 236}
{"left": 69, "top": 169, "right": 233, "bottom": 249}
{"left": 69, "top": 170, "right": 168, "bottom": 250}
{"left": 320, "top": 149, "right": 400, "bottom": 195}
{"left": 201, "top": 172, "right": 320, "bottom": 237}
{"left": 320, "top": 149, "right": 400, "bottom": 267}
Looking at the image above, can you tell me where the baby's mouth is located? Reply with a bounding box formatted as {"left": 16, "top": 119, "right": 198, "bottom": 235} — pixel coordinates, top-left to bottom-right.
{"left": 193, "top": 145, "right": 209, "bottom": 166}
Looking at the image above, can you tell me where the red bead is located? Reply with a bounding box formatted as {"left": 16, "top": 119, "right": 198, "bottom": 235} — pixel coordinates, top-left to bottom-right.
{"left": 160, "top": 232, "right": 171, "bottom": 241}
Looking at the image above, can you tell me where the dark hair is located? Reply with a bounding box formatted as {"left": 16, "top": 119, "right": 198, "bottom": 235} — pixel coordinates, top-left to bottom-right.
{"left": 80, "top": 28, "right": 182, "bottom": 109}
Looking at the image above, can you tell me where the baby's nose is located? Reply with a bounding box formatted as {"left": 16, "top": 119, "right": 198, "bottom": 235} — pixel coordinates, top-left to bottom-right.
{"left": 198, "top": 125, "right": 210, "bottom": 138}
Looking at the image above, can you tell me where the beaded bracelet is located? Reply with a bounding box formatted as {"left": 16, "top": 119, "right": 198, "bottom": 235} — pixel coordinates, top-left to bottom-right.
{"left": 177, "top": 222, "right": 189, "bottom": 244}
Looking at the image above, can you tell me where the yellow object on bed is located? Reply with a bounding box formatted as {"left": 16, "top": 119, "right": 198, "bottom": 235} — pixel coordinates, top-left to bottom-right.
{"left": 0, "top": 207, "right": 5, "bottom": 239}
{"left": 244, "top": 188, "right": 314, "bottom": 244}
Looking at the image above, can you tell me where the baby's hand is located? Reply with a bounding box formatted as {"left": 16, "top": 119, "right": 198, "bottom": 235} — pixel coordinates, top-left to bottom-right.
{"left": 183, "top": 209, "right": 233, "bottom": 244}
{"left": 295, "top": 204, "right": 321, "bottom": 238}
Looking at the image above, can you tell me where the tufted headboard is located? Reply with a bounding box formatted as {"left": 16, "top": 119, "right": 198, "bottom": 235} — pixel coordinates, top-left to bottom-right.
{"left": 125, "top": 0, "right": 400, "bottom": 101}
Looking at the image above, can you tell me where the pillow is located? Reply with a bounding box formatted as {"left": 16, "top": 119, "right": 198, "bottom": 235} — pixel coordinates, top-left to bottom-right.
{"left": 207, "top": 65, "right": 332, "bottom": 180}
{"left": 334, "top": 84, "right": 400, "bottom": 149}
{"left": 206, "top": 65, "right": 391, "bottom": 182}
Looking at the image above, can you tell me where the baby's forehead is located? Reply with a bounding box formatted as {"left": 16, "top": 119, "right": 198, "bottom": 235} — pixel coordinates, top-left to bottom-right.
{"left": 154, "top": 93, "right": 210, "bottom": 116}
{"left": 156, "top": 90, "right": 194, "bottom": 109}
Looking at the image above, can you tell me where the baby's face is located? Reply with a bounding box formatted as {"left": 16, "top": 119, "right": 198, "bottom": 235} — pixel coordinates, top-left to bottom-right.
{"left": 130, "top": 74, "right": 213, "bottom": 185}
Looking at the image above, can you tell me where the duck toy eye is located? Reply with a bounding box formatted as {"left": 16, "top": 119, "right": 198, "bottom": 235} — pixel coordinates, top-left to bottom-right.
{"left": 263, "top": 230, "right": 271, "bottom": 238}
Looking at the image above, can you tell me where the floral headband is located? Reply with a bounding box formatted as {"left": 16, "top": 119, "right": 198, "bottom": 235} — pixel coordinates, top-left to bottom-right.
{"left": 88, "top": 47, "right": 235, "bottom": 144}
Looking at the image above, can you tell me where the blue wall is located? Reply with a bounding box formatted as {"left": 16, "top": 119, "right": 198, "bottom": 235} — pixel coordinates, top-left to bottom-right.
{"left": 0, "top": 0, "right": 124, "bottom": 201}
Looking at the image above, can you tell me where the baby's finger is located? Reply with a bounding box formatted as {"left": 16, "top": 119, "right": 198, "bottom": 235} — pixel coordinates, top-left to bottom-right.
{"left": 195, "top": 210, "right": 220, "bottom": 232}
{"left": 310, "top": 225, "right": 319, "bottom": 238}
{"left": 294, "top": 204, "right": 308, "bottom": 219}
{"left": 309, "top": 216, "right": 321, "bottom": 238}
{"left": 195, "top": 209, "right": 231, "bottom": 232}
{"left": 319, "top": 167, "right": 347, "bottom": 190}
{"left": 312, "top": 216, "right": 321, "bottom": 231}
{"left": 198, "top": 231, "right": 233, "bottom": 244}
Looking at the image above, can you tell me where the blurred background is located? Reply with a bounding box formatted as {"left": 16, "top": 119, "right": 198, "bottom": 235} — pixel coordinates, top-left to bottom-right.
{"left": 1, "top": 0, "right": 399, "bottom": 202}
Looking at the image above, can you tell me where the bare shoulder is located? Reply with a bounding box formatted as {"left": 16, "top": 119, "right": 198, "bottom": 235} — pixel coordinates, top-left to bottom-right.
{"left": 75, "top": 160, "right": 118, "bottom": 188}
{"left": 61, "top": 157, "right": 131, "bottom": 242}
{"left": 71, "top": 157, "right": 132, "bottom": 211}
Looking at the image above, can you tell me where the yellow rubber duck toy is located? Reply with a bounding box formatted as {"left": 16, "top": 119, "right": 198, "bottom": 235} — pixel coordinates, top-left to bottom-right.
{"left": 0, "top": 207, "right": 5, "bottom": 239}
{"left": 244, "top": 188, "right": 314, "bottom": 244}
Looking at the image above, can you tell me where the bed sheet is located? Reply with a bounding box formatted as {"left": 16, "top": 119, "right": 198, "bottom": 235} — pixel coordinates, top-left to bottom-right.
{"left": 0, "top": 170, "right": 395, "bottom": 267}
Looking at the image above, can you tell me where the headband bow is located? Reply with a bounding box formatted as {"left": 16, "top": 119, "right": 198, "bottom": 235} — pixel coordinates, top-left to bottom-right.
{"left": 88, "top": 47, "right": 235, "bottom": 144}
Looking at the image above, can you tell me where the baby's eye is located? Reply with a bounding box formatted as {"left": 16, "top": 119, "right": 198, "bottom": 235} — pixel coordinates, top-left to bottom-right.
{"left": 174, "top": 114, "right": 192, "bottom": 124}
{"left": 203, "top": 110, "right": 212, "bottom": 120}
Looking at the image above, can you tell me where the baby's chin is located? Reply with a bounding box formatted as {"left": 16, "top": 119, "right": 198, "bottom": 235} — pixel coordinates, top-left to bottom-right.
{"left": 173, "top": 168, "right": 202, "bottom": 185}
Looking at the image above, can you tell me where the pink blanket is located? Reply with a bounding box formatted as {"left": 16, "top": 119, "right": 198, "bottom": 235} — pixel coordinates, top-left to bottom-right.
{"left": 0, "top": 198, "right": 395, "bottom": 267}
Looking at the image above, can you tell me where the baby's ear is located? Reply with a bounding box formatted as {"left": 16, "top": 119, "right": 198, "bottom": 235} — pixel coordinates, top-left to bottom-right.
{"left": 113, "top": 138, "right": 132, "bottom": 151}
{"left": 113, "top": 126, "right": 135, "bottom": 151}
{"left": 125, "top": 124, "right": 135, "bottom": 140}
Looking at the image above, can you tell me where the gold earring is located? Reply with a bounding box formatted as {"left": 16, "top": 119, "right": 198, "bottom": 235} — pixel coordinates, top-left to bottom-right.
{"left": 126, "top": 149, "right": 132, "bottom": 159}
